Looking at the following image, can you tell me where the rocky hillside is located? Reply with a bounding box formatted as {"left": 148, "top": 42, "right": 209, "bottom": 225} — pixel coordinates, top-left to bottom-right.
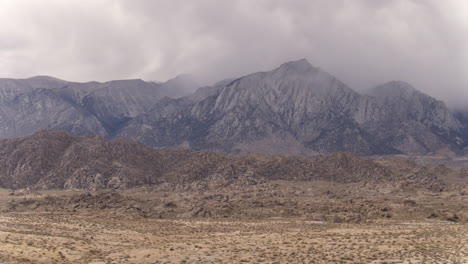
{"left": 0, "top": 76, "right": 107, "bottom": 138}
{"left": 363, "top": 81, "right": 463, "bottom": 154}
{"left": 119, "top": 59, "right": 464, "bottom": 155}
{"left": 0, "top": 60, "right": 465, "bottom": 156}
{"left": 454, "top": 110, "right": 468, "bottom": 154}
{"left": 0, "top": 75, "right": 198, "bottom": 138}
{"left": 0, "top": 130, "right": 454, "bottom": 191}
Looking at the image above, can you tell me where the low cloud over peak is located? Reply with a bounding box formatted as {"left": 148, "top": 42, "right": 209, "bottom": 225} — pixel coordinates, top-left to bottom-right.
{"left": 0, "top": 0, "right": 466, "bottom": 107}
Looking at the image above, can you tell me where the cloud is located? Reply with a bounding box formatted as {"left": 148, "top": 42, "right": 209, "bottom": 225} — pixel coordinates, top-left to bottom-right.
{"left": 0, "top": 0, "right": 466, "bottom": 107}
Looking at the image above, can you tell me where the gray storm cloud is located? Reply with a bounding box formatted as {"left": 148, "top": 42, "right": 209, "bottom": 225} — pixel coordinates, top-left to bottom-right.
{"left": 0, "top": 0, "right": 466, "bottom": 107}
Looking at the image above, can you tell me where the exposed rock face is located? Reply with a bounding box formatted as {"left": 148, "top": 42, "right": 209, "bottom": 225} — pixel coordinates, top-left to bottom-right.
{"left": 118, "top": 60, "right": 464, "bottom": 155}
{"left": 0, "top": 131, "right": 447, "bottom": 190}
{"left": 0, "top": 60, "right": 465, "bottom": 156}
{"left": 0, "top": 131, "right": 163, "bottom": 190}
{"left": 0, "top": 76, "right": 199, "bottom": 139}
{"left": 0, "top": 77, "right": 107, "bottom": 138}
{"left": 362, "top": 81, "right": 463, "bottom": 154}
{"left": 184, "top": 78, "right": 235, "bottom": 103}
{"left": 454, "top": 110, "right": 468, "bottom": 154}
{"left": 54, "top": 79, "right": 166, "bottom": 134}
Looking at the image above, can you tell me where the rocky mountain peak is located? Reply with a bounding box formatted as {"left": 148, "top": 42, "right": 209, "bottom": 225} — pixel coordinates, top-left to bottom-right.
{"left": 0, "top": 60, "right": 466, "bottom": 156}
{"left": 277, "top": 58, "right": 315, "bottom": 71}
{"left": 221, "top": 58, "right": 349, "bottom": 98}
{"left": 0, "top": 76, "right": 68, "bottom": 100}
{"left": 22, "top": 75, "right": 68, "bottom": 90}
{"left": 202, "top": 58, "right": 354, "bottom": 118}
{"left": 265, "top": 59, "right": 354, "bottom": 99}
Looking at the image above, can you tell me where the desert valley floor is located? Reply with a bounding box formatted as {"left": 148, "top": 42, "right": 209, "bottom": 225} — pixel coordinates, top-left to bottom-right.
{"left": 0, "top": 213, "right": 466, "bottom": 264}
{"left": 2, "top": 1, "right": 468, "bottom": 263}
{"left": 0, "top": 180, "right": 466, "bottom": 264}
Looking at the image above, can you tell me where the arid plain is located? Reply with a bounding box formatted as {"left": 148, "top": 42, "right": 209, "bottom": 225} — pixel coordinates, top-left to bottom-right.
{"left": 0, "top": 173, "right": 466, "bottom": 264}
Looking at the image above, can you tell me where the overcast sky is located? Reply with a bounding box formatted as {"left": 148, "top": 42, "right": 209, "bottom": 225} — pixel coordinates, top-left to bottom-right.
{"left": 0, "top": 0, "right": 466, "bottom": 107}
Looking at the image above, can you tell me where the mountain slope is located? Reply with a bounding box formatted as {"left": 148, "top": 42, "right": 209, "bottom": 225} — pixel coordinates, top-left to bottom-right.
{"left": 119, "top": 60, "right": 377, "bottom": 154}
{"left": 454, "top": 109, "right": 468, "bottom": 154}
{"left": 0, "top": 76, "right": 196, "bottom": 139}
{"left": 0, "top": 130, "right": 448, "bottom": 190}
{"left": 54, "top": 79, "right": 165, "bottom": 134}
{"left": 0, "top": 60, "right": 464, "bottom": 156}
{"left": 362, "top": 81, "right": 463, "bottom": 154}
{"left": 118, "top": 59, "right": 463, "bottom": 155}
{"left": 0, "top": 87, "right": 106, "bottom": 138}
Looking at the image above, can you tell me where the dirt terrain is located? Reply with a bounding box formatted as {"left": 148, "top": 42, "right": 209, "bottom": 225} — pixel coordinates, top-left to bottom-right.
{"left": 0, "top": 131, "right": 467, "bottom": 263}
{"left": 0, "top": 213, "right": 466, "bottom": 264}
{"left": 0, "top": 179, "right": 467, "bottom": 264}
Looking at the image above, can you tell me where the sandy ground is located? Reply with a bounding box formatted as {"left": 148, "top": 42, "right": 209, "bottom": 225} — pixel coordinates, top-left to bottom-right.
{"left": 0, "top": 212, "right": 466, "bottom": 264}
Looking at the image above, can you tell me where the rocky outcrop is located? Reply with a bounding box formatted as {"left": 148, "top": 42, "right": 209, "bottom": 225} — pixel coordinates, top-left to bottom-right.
{"left": 0, "top": 130, "right": 447, "bottom": 190}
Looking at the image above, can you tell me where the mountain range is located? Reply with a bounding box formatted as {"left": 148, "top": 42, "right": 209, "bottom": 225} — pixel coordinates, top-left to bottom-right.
{"left": 1, "top": 59, "right": 467, "bottom": 156}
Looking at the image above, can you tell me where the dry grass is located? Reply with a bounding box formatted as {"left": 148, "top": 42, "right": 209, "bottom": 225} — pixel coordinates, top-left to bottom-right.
{"left": 0, "top": 212, "right": 466, "bottom": 264}
{"left": 0, "top": 183, "right": 466, "bottom": 264}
